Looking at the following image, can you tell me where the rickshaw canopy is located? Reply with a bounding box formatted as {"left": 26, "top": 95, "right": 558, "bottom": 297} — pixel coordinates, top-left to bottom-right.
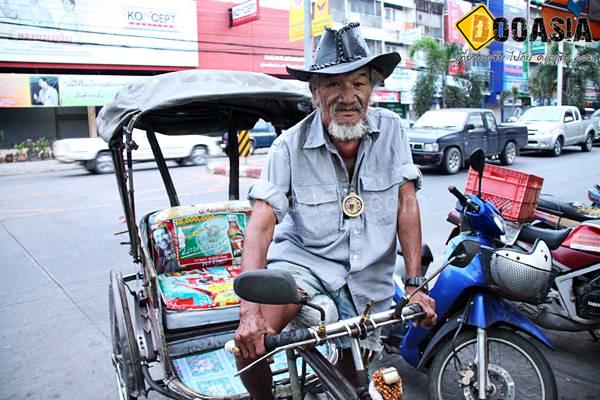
{"left": 97, "top": 69, "right": 312, "bottom": 147}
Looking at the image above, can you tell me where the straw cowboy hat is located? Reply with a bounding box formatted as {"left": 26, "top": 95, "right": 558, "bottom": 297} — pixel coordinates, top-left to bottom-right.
{"left": 286, "top": 22, "right": 401, "bottom": 82}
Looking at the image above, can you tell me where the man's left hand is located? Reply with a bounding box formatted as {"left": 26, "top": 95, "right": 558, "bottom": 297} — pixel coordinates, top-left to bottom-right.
{"left": 405, "top": 287, "right": 436, "bottom": 328}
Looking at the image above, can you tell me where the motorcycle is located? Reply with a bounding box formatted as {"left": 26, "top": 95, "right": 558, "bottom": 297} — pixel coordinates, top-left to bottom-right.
{"left": 513, "top": 220, "right": 600, "bottom": 339}
{"left": 387, "top": 150, "right": 558, "bottom": 399}
{"left": 534, "top": 185, "right": 600, "bottom": 229}
{"left": 445, "top": 172, "right": 600, "bottom": 340}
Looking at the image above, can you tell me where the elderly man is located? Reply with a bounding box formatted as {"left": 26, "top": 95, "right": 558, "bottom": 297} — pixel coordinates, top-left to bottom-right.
{"left": 234, "top": 22, "right": 436, "bottom": 398}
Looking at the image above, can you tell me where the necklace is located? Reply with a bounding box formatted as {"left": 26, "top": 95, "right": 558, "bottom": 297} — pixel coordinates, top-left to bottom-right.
{"left": 342, "top": 188, "right": 364, "bottom": 218}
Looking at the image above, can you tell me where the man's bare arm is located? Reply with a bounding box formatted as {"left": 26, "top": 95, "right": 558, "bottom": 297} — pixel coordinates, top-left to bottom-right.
{"left": 397, "top": 181, "right": 422, "bottom": 278}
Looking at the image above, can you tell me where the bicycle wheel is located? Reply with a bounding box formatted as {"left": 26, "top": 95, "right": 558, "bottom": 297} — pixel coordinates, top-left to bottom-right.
{"left": 428, "top": 329, "right": 557, "bottom": 400}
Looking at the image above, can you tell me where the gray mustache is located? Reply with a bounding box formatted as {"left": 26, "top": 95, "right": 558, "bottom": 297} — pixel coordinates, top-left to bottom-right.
{"left": 332, "top": 102, "right": 363, "bottom": 112}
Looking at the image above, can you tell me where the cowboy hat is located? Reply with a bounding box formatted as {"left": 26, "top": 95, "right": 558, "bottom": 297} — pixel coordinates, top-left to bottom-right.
{"left": 286, "top": 22, "right": 401, "bottom": 82}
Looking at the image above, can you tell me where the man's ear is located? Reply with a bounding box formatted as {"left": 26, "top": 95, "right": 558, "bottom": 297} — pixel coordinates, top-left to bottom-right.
{"left": 309, "top": 83, "right": 319, "bottom": 106}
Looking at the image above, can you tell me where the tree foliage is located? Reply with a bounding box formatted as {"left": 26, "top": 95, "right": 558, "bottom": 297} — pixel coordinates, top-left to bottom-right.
{"left": 414, "top": 75, "right": 435, "bottom": 117}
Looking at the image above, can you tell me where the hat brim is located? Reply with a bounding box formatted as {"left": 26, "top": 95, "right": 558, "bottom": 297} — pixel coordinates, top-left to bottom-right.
{"left": 286, "top": 52, "right": 401, "bottom": 82}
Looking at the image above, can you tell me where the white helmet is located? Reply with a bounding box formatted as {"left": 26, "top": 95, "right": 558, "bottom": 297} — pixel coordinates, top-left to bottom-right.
{"left": 489, "top": 239, "right": 553, "bottom": 304}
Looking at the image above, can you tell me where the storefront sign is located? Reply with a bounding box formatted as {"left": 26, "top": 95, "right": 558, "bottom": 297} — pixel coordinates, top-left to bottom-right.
{"left": 385, "top": 67, "right": 418, "bottom": 92}
{"left": 59, "top": 75, "right": 141, "bottom": 106}
{"left": 289, "top": 0, "right": 331, "bottom": 42}
{"left": 372, "top": 90, "right": 400, "bottom": 103}
{"left": 0, "top": 0, "right": 198, "bottom": 67}
{"left": 230, "top": 0, "right": 260, "bottom": 27}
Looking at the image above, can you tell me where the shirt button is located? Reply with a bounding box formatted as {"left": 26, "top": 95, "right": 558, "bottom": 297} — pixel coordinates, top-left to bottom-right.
{"left": 351, "top": 254, "right": 359, "bottom": 262}
{"left": 353, "top": 229, "right": 360, "bottom": 235}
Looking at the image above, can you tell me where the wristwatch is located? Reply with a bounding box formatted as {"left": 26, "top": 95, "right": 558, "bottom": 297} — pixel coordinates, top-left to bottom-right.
{"left": 404, "top": 276, "right": 429, "bottom": 293}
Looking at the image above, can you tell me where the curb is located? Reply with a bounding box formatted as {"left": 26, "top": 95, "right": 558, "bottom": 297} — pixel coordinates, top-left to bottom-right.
{"left": 0, "top": 160, "right": 81, "bottom": 176}
{"left": 207, "top": 162, "right": 263, "bottom": 178}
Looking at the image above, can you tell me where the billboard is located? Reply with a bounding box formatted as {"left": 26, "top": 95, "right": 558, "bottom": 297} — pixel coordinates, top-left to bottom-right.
{"left": 0, "top": 73, "right": 142, "bottom": 107}
{"left": 0, "top": 0, "right": 198, "bottom": 67}
{"left": 446, "top": 0, "right": 472, "bottom": 45}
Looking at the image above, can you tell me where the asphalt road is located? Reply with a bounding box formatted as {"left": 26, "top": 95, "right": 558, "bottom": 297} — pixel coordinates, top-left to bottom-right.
{"left": 0, "top": 146, "right": 599, "bottom": 400}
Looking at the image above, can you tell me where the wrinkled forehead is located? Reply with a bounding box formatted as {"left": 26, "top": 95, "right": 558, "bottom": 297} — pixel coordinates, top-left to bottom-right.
{"left": 318, "top": 66, "right": 371, "bottom": 85}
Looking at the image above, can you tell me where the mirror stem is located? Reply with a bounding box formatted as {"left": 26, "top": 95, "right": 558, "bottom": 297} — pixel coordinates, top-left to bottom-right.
{"left": 304, "top": 302, "right": 327, "bottom": 335}
{"left": 396, "top": 256, "right": 457, "bottom": 313}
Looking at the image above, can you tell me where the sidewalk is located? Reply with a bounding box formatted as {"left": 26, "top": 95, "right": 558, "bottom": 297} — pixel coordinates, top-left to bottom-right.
{"left": 207, "top": 158, "right": 265, "bottom": 178}
{"left": 0, "top": 160, "right": 80, "bottom": 176}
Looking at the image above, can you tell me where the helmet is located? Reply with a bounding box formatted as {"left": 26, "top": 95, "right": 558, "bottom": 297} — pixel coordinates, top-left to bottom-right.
{"left": 489, "top": 239, "right": 554, "bottom": 304}
{"left": 588, "top": 185, "right": 600, "bottom": 206}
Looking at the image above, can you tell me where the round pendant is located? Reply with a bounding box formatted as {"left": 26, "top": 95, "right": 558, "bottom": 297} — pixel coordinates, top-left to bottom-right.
{"left": 342, "top": 192, "right": 364, "bottom": 218}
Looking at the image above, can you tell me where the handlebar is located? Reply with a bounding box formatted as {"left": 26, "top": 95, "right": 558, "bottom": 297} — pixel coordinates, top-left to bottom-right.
{"left": 448, "top": 186, "right": 480, "bottom": 213}
{"left": 225, "top": 303, "right": 426, "bottom": 359}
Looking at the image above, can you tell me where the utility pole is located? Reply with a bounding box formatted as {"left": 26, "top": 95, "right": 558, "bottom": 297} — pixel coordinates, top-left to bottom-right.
{"left": 557, "top": 41, "right": 563, "bottom": 105}
{"left": 304, "top": 0, "right": 312, "bottom": 69}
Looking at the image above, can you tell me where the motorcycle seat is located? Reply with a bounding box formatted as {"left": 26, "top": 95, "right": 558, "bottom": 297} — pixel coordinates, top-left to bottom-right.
{"left": 538, "top": 194, "right": 599, "bottom": 223}
{"left": 517, "top": 224, "right": 572, "bottom": 250}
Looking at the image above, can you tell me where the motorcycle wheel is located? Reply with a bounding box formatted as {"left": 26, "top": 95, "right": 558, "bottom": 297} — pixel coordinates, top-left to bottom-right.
{"left": 109, "top": 270, "right": 145, "bottom": 400}
{"left": 428, "top": 329, "right": 557, "bottom": 400}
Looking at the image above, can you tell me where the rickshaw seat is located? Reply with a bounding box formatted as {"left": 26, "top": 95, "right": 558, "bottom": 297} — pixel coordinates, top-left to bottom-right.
{"left": 143, "top": 201, "right": 251, "bottom": 330}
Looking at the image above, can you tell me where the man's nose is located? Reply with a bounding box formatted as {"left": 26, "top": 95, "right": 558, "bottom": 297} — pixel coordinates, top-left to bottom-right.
{"left": 338, "top": 84, "right": 357, "bottom": 104}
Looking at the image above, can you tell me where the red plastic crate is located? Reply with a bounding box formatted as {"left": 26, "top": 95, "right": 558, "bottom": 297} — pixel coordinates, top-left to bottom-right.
{"left": 465, "top": 164, "right": 544, "bottom": 222}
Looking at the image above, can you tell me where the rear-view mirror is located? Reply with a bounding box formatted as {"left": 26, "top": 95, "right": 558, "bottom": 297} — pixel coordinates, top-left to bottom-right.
{"left": 449, "top": 240, "right": 480, "bottom": 268}
{"left": 469, "top": 149, "right": 486, "bottom": 174}
{"left": 233, "top": 270, "right": 304, "bottom": 305}
{"left": 465, "top": 123, "right": 475, "bottom": 131}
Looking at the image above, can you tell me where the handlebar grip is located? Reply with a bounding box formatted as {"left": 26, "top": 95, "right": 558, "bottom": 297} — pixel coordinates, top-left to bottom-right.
{"left": 448, "top": 185, "right": 468, "bottom": 206}
{"left": 405, "top": 303, "right": 423, "bottom": 316}
{"left": 264, "top": 328, "right": 313, "bottom": 352}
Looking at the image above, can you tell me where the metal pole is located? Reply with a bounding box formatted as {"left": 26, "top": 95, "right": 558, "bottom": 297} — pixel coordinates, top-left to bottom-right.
{"left": 557, "top": 41, "right": 563, "bottom": 106}
{"left": 304, "top": 0, "right": 312, "bottom": 69}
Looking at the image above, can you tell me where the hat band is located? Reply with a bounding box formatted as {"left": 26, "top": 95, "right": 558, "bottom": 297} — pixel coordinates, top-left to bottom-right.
{"left": 308, "top": 55, "right": 364, "bottom": 72}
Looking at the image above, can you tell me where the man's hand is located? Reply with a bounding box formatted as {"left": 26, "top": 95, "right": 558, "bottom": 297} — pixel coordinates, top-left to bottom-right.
{"left": 405, "top": 287, "right": 436, "bottom": 328}
{"left": 234, "top": 304, "right": 275, "bottom": 360}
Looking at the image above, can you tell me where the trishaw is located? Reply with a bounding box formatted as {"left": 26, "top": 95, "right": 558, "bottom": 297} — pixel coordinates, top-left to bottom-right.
{"left": 98, "top": 69, "right": 328, "bottom": 399}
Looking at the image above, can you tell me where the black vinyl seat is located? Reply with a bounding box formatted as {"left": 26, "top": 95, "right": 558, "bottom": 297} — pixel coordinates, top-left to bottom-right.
{"left": 517, "top": 224, "right": 572, "bottom": 250}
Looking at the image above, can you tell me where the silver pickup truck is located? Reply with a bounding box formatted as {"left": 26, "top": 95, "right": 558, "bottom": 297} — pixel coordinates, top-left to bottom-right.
{"left": 518, "top": 106, "right": 596, "bottom": 156}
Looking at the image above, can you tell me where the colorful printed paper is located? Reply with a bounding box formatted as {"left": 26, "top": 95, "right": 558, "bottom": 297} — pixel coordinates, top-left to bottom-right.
{"left": 158, "top": 266, "right": 241, "bottom": 310}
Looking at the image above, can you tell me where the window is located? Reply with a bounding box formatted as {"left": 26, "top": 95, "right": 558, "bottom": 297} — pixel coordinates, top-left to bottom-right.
{"left": 564, "top": 110, "right": 574, "bottom": 122}
{"left": 484, "top": 113, "right": 497, "bottom": 132}
{"left": 467, "top": 113, "right": 484, "bottom": 129}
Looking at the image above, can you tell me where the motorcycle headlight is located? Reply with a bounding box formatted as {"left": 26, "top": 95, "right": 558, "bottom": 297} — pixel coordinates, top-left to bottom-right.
{"left": 423, "top": 143, "right": 439, "bottom": 152}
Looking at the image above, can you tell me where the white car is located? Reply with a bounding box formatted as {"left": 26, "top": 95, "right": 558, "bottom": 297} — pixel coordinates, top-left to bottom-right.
{"left": 52, "top": 130, "right": 222, "bottom": 173}
{"left": 519, "top": 106, "right": 596, "bottom": 156}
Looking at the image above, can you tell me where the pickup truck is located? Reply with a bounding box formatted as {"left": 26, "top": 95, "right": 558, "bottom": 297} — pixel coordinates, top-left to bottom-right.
{"left": 406, "top": 108, "right": 528, "bottom": 174}
{"left": 518, "top": 106, "right": 596, "bottom": 156}
{"left": 52, "top": 130, "right": 222, "bottom": 173}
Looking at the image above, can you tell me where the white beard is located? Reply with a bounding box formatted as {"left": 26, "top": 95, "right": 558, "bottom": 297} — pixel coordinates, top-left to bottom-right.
{"left": 328, "top": 119, "right": 368, "bottom": 142}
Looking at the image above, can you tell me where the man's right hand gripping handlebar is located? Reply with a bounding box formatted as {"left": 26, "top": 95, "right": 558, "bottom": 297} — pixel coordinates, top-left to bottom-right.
{"left": 233, "top": 303, "right": 275, "bottom": 360}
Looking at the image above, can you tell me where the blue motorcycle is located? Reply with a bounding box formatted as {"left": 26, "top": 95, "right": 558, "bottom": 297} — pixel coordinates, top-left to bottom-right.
{"left": 391, "top": 150, "right": 558, "bottom": 400}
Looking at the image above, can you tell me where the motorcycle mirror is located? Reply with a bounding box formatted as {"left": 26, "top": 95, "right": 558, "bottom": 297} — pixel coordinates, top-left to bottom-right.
{"left": 469, "top": 149, "right": 486, "bottom": 197}
{"left": 233, "top": 270, "right": 305, "bottom": 305}
{"left": 449, "top": 240, "right": 480, "bottom": 268}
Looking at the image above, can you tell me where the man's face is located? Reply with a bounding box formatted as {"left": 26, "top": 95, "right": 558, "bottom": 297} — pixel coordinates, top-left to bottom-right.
{"left": 38, "top": 79, "right": 48, "bottom": 89}
{"left": 153, "top": 228, "right": 170, "bottom": 250}
{"left": 311, "top": 67, "right": 372, "bottom": 128}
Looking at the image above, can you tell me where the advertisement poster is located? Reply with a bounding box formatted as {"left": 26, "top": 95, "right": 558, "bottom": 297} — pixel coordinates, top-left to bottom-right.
{"left": 174, "top": 213, "right": 247, "bottom": 267}
{"left": 58, "top": 75, "right": 139, "bottom": 106}
{"left": 0, "top": 73, "right": 30, "bottom": 107}
{"left": 0, "top": 0, "right": 198, "bottom": 67}
{"left": 446, "top": 0, "right": 472, "bottom": 45}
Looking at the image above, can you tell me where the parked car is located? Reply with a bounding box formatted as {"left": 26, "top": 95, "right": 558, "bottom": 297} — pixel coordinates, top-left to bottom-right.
{"left": 52, "top": 130, "right": 221, "bottom": 173}
{"left": 406, "top": 108, "right": 528, "bottom": 174}
{"left": 518, "top": 105, "right": 596, "bottom": 155}
{"left": 584, "top": 108, "right": 600, "bottom": 142}
{"left": 220, "top": 118, "right": 277, "bottom": 154}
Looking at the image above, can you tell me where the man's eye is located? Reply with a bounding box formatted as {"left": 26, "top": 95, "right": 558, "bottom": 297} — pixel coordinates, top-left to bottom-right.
{"left": 327, "top": 81, "right": 340, "bottom": 88}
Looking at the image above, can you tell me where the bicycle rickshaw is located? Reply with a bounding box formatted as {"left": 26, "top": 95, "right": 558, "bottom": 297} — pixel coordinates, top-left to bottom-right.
{"left": 98, "top": 69, "right": 334, "bottom": 399}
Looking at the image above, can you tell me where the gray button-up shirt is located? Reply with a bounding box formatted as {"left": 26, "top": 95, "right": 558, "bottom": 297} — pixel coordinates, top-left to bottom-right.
{"left": 248, "top": 107, "right": 422, "bottom": 313}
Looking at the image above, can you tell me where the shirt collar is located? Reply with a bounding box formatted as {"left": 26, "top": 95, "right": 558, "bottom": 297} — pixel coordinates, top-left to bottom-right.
{"left": 303, "top": 108, "right": 381, "bottom": 150}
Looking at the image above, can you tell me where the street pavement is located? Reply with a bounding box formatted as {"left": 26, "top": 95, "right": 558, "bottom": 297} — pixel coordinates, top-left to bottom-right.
{"left": 0, "top": 146, "right": 599, "bottom": 400}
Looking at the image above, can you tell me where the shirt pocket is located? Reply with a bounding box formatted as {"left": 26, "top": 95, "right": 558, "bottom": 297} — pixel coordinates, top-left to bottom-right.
{"left": 293, "top": 184, "right": 339, "bottom": 242}
{"left": 360, "top": 167, "right": 404, "bottom": 225}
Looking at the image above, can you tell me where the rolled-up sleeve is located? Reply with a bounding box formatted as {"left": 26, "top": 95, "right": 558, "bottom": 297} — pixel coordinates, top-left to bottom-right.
{"left": 397, "top": 122, "right": 423, "bottom": 191}
{"left": 247, "top": 139, "right": 291, "bottom": 223}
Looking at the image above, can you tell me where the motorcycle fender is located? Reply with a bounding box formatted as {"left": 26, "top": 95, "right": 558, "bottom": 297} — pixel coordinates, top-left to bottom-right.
{"left": 415, "top": 294, "right": 554, "bottom": 370}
